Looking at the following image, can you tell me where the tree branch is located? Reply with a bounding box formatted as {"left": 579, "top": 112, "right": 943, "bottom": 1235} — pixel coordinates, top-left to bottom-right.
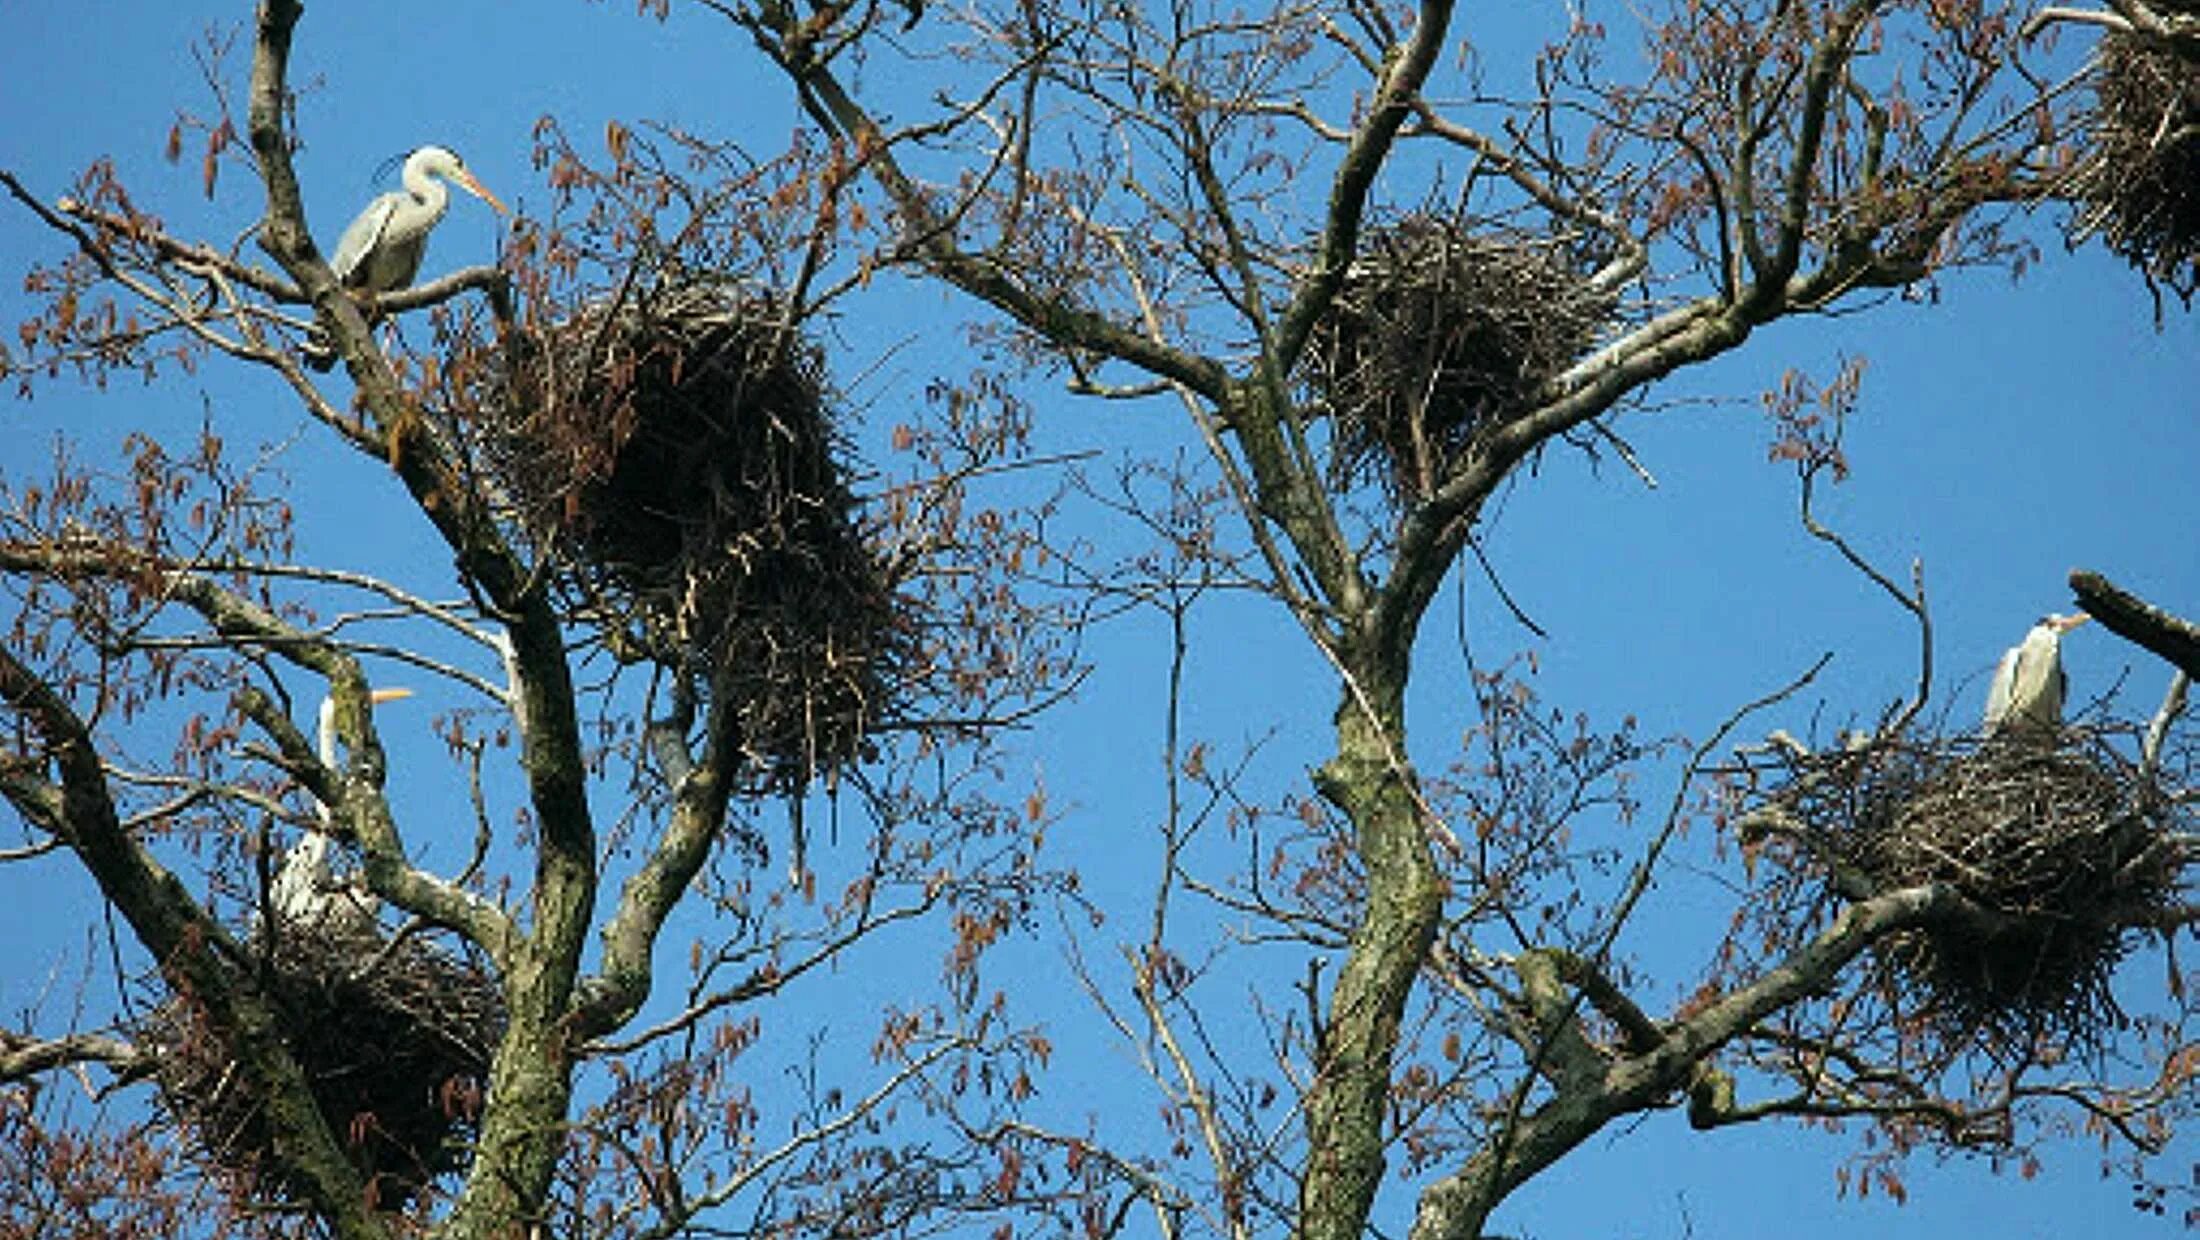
{"left": 1273, "top": 0, "right": 1458, "bottom": 367}
{"left": 1411, "top": 881, "right": 1999, "bottom": 1239}
{"left": 0, "top": 1031, "right": 153, "bottom": 1088}
{"left": 0, "top": 536, "right": 511, "bottom": 945}
{"left": 2071, "top": 569, "right": 2200, "bottom": 680}
{"left": 569, "top": 692, "right": 744, "bottom": 1039}
{"left": 0, "top": 641, "right": 388, "bottom": 1237}
{"left": 735, "top": 2, "right": 1229, "bottom": 399}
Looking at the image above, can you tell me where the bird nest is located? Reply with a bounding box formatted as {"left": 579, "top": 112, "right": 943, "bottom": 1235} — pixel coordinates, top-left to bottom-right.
{"left": 1305, "top": 216, "right": 1614, "bottom": 499}
{"left": 139, "top": 923, "right": 503, "bottom": 1212}
{"left": 482, "top": 282, "right": 907, "bottom": 796}
{"left": 2068, "top": 30, "right": 2200, "bottom": 299}
{"left": 1762, "top": 728, "right": 2185, "bottom": 1055}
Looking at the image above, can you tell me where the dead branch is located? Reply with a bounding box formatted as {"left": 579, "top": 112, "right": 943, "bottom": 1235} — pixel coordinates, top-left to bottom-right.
{"left": 2072, "top": 568, "right": 2200, "bottom": 680}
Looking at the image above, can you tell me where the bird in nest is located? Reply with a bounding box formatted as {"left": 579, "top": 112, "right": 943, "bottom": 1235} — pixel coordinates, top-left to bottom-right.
{"left": 1982, "top": 612, "right": 2090, "bottom": 736}
{"left": 270, "top": 687, "right": 412, "bottom": 935}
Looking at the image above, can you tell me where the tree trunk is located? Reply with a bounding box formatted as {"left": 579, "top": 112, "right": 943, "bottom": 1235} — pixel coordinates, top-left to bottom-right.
{"left": 1297, "top": 663, "right": 1443, "bottom": 1238}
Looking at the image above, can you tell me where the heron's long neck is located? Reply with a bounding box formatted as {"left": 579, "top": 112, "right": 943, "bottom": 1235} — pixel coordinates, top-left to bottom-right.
{"left": 315, "top": 696, "right": 341, "bottom": 826}
{"left": 317, "top": 696, "right": 341, "bottom": 767}
{"left": 405, "top": 169, "right": 452, "bottom": 221}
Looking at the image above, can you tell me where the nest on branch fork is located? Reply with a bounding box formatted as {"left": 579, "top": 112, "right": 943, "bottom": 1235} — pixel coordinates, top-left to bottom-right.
{"left": 2069, "top": 30, "right": 2200, "bottom": 298}
{"left": 1305, "top": 216, "right": 1614, "bottom": 499}
{"left": 139, "top": 922, "right": 503, "bottom": 1213}
{"left": 481, "top": 282, "right": 907, "bottom": 797}
{"left": 1760, "top": 727, "right": 2185, "bottom": 1056}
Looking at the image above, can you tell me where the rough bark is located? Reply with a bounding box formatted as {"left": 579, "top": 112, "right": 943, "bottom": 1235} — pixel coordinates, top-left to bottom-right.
{"left": 248, "top": 4, "right": 599, "bottom": 1231}
{"left": 1298, "top": 673, "right": 1445, "bottom": 1239}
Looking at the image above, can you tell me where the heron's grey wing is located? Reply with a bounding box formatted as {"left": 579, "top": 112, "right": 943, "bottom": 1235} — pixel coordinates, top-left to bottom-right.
{"left": 329, "top": 193, "right": 401, "bottom": 285}
{"left": 2013, "top": 641, "right": 2044, "bottom": 711}
{"left": 1984, "top": 645, "right": 2021, "bottom": 729}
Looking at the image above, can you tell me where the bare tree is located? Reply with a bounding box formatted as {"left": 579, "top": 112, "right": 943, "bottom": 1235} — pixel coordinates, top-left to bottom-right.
{"left": 1, "top": 1, "right": 2195, "bottom": 1238}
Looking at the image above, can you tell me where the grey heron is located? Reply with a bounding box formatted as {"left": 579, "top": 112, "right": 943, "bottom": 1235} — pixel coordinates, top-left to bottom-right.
{"left": 270, "top": 687, "right": 412, "bottom": 931}
{"left": 304, "top": 145, "right": 507, "bottom": 369}
{"left": 1983, "top": 613, "right": 2090, "bottom": 735}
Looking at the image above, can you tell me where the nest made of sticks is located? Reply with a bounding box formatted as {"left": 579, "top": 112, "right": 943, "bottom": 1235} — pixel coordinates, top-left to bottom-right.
{"left": 140, "top": 923, "right": 503, "bottom": 1212}
{"left": 1773, "top": 727, "right": 2184, "bottom": 1055}
{"left": 483, "top": 282, "right": 907, "bottom": 796}
{"left": 2069, "top": 30, "right": 2200, "bottom": 299}
{"left": 1305, "top": 216, "right": 1615, "bottom": 499}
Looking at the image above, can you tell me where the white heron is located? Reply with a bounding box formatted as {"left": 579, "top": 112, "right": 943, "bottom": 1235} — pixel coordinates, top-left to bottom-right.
{"left": 304, "top": 145, "right": 508, "bottom": 369}
{"left": 270, "top": 687, "right": 412, "bottom": 932}
{"left": 1983, "top": 613, "right": 2090, "bottom": 735}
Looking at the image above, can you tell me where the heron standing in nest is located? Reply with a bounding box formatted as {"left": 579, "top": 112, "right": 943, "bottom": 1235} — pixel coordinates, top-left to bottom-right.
{"left": 271, "top": 687, "right": 412, "bottom": 933}
{"left": 1983, "top": 613, "right": 2090, "bottom": 735}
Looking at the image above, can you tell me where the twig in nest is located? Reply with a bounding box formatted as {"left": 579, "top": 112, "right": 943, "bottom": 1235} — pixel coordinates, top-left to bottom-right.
{"left": 138, "top": 923, "right": 502, "bottom": 1212}
{"left": 1749, "top": 725, "right": 2188, "bottom": 1060}
{"left": 2067, "top": 32, "right": 2200, "bottom": 300}
{"left": 1305, "top": 215, "right": 1616, "bottom": 500}
{"left": 469, "top": 280, "right": 910, "bottom": 799}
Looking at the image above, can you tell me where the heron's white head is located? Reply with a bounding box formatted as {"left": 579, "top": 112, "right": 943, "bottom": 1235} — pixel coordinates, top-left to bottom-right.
{"left": 315, "top": 685, "right": 417, "bottom": 750}
{"left": 319, "top": 685, "right": 415, "bottom": 720}
{"left": 405, "top": 145, "right": 510, "bottom": 216}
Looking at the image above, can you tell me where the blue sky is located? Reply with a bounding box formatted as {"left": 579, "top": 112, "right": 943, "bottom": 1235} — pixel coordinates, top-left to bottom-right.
{"left": 3, "top": 2, "right": 2198, "bottom": 1236}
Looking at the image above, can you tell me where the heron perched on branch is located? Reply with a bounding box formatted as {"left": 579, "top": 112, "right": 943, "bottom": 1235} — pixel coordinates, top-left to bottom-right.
{"left": 270, "top": 687, "right": 412, "bottom": 932}
{"left": 304, "top": 145, "right": 507, "bottom": 369}
{"left": 1983, "top": 613, "right": 2090, "bottom": 735}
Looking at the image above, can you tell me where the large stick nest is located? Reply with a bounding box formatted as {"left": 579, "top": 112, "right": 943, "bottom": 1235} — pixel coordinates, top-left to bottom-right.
{"left": 139, "top": 924, "right": 503, "bottom": 1212}
{"left": 1768, "top": 728, "right": 2186, "bottom": 1055}
{"left": 2069, "top": 31, "right": 2200, "bottom": 299}
{"left": 1305, "top": 216, "right": 1615, "bottom": 499}
{"left": 483, "top": 282, "right": 908, "bottom": 796}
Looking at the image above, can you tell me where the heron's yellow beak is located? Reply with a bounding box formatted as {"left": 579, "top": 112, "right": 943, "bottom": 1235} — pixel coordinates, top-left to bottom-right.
{"left": 2057, "top": 613, "right": 2092, "bottom": 632}
{"left": 369, "top": 687, "right": 415, "bottom": 705}
{"left": 456, "top": 170, "right": 510, "bottom": 217}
